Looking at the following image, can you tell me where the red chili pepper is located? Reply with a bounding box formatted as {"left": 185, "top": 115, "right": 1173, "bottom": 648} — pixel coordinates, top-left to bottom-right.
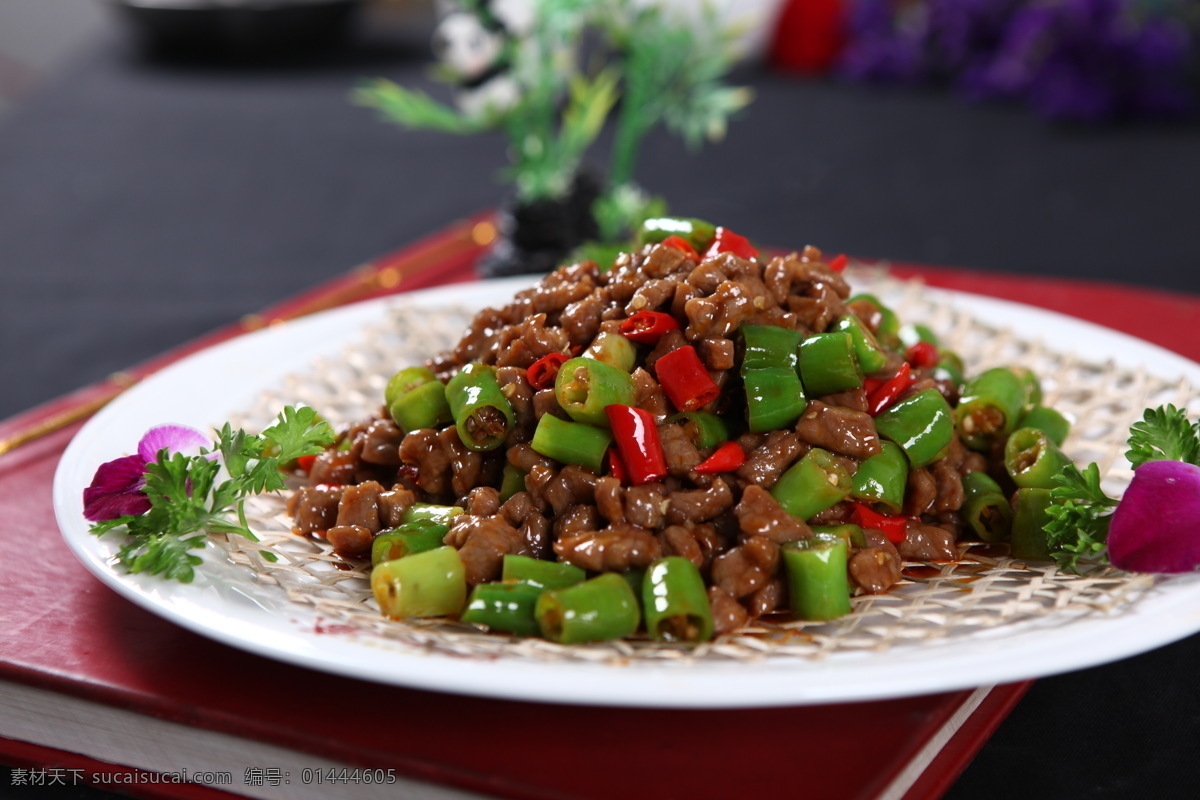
{"left": 867, "top": 362, "right": 913, "bottom": 417}
{"left": 606, "top": 447, "right": 629, "bottom": 483}
{"left": 906, "top": 340, "right": 940, "bottom": 369}
{"left": 660, "top": 234, "right": 700, "bottom": 260}
{"left": 653, "top": 345, "right": 721, "bottom": 412}
{"left": 850, "top": 503, "right": 908, "bottom": 544}
{"left": 827, "top": 253, "right": 848, "bottom": 273}
{"left": 692, "top": 441, "right": 745, "bottom": 474}
{"left": 296, "top": 454, "right": 317, "bottom": 473}
{"left": 619, "top": 311, "right": 681, "bottom": 344}
{"left": 395, "top": 464, "right": 420, "bottom": 486}
{"left": 526, "top": 353, "right": 569, "bottom": 390}
{"left": 863, "top": 378, "right": 884, "bottom": 395}
{"left": 605, "top": 405, "right": 667, "bottom": 486}
{"left": 704, "top": 227, "right": 759, "bottom": 261}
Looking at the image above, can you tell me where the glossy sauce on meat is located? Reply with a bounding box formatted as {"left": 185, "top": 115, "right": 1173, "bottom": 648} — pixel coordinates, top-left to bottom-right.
{"left": 292, "top": 241, "right": 981, "bottom": 633}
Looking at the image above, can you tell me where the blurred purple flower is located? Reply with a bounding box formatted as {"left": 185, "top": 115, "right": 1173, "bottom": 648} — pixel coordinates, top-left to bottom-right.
{"left": 925, "top": 0, "right": 1025, "bottom": 75}
{"left": 973, "top": 0, "right": 1194, "bottom": 120}
{"left": 838, "top": 0, "right": 1197, "bottom": 122}
{"left": 83, "top": 424, "right": 210, "bottom": 522}
{"left": 839, "top": 0, "right": 929, "bottom": 83}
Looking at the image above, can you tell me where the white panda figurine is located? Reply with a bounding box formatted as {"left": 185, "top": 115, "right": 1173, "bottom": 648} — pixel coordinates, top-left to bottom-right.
{"left": 432, "top": 0, "right": 534, "bottom": 118}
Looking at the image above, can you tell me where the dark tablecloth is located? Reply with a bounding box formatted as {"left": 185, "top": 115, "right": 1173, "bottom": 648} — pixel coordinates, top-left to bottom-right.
{"left": 2, "top": 14, "right": 1198, "bottom": 800}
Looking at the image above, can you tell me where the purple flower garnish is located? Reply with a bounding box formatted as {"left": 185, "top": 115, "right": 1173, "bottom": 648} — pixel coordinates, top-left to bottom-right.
{"left": 83, "top": 454, "right": 154, "bottom": 521}
{"left": 1108, "top": 460, "right": 1200, "bottom": 573}
{"left": 82, "top": 424, "right": 211, "bottom": 522}
{"left": 137, "top": 424, "right": 210, "bottom": 463}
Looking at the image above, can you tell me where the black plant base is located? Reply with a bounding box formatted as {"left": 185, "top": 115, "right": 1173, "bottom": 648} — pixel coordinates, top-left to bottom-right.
{"left": 477, "top": 172, "right": 600, "bottom": 278}
{"left": 476, "top": 237, "right": 571, "bottom": 278}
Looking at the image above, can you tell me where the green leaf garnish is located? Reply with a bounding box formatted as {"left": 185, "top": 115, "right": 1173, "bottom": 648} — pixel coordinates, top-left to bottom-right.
{"left": 1044, "top": 462, "right": 1118, "bottom": 572}
{"left": 1125, "top": 404, "right": 1200, "bottom": 469}
{"left": 90, "top": 405, "right": 336, "bottom": 583}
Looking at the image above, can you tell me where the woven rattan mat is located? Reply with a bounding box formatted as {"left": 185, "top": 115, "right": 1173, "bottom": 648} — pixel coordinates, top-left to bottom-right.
{"left": 223, "top": 269, "right": 1191, "bottom": 663}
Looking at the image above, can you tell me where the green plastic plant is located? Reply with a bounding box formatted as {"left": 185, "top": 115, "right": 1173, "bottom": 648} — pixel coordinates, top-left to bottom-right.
{"left": 592, "top": 0, "right": 752, "bottom": 242}
{"left": 355, "top": 0, "right": 750, "bottom": 246}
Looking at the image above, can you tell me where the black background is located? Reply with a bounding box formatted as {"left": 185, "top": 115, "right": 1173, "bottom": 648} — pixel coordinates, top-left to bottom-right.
{"left": 1, "top": 10, "right": 1198, "bottom": 800}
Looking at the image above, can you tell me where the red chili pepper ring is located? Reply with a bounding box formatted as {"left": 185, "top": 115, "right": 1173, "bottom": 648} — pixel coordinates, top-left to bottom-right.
{"left": 527, "top": 353, "right": 570, "bottom": 390}
{"left": 619, "top": 311, "right": 680, "bottom": 344}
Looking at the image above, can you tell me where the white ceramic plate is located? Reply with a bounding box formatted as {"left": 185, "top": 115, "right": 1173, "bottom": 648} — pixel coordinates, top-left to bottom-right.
{"left": 54, "top": 277, "right": 1200, "bottom": 708}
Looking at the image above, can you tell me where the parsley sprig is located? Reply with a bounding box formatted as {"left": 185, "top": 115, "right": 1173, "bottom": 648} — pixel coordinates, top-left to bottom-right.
{"left": 1126, "top": 404, "right": 1200, "bottom": 469}
{"left": 1043, "top": 404, "right": 1200, "bottom": 571}
{"left": 89, "top": 406, "right": 334, "bottom": 582}
{"left": 1045, "top": 463, "right": 1118, "bottom": 571}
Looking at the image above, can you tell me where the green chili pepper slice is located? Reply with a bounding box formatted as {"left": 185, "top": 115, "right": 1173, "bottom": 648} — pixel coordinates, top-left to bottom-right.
{"left": 811, "top": 524, "right": 867, "bottom": 549}
{"left": 370, "top": 521, "right": 450, "bottom": 566}
{"left": 783, "top": 537, "right": 852, "bottom": 621}
{"left": 585, "top": 331, "right": 638, "bottom": 373}
{"left": 619, "top": 569, "right": 646, "bottom": 611}
{"left": 384, "top": 366, "right": 437, "bottom": 408}
{"left": 955, "top": 367, "right": 1028, "bottom": 451}
{"left": 849, "top": 441, "right": 908, "bottom": 513}
{"left": 1009, "top": 366, "right": 1043, "bottom": 406}
{"left": 372, "top": 546, "right": 466, "bottom": 619}
{"left": 961, "top": 471, "right": 1013, "bottom": 542}
{"left": 897, "top": 323, "right": 940, "bottom": 349}
{"left": 1017, "top": 405, "right": 1071, "bottom": 447}
{"left": 771, "top": 447, "right": 853, "bottom": 520}
{"left": 1005, "top": 427, "right": 1074, "bottom": 490}
{"left": 833, "top": 315, "right": 890, "bottom": 375}
{"left": 499, "top": 463, "right": 526, "bottom": 501}
{"left": 743, "top": 367, "right": 808, "bottom": 432}
{"left": 1010, "top": 487, "right": 1056, "bottom": 562}
{"left": 642, "top": 557, "right": 714, "bottom": 642}
{"left": 536, "top": 573, "right": 641, "bottom": 644}
{"left": 847, "top": 293, "right": 900, "bottom": 339}
{"left": 669, "top": 411, "right": 730, "bottom": 450}
{"left": 554, "top": 357, "right": 636, "bottom": 427}
{"left": 636, "top": 217, "right": 717, "bottom": 251}
{"left": 445, "top": 363, "right": 515, "bottom": 451}
{"left": 798, "top": 332, "right": 864, "bottom": 397}
{"left": 933, "top": 350, "right": 966, "bottom": 386}
{"left": 389, "top": 380, "right": 452, "bottom": 433}
{"left": 531, "top": 413, "right": 612, "bottom": 473}
{"left": 461, "top": 580, "right": 545, "bottom": 637}
{"left": 874, "top": 388, "right": 956, "bottom": 469}
{"left": 501, "top": 555, "right": 586, "bottom": 589}
{"left": 741, "top": 325, "right": 802, "bottom": 371}
{"left": 401, "top": 503, "right": 465, "bottom": 526}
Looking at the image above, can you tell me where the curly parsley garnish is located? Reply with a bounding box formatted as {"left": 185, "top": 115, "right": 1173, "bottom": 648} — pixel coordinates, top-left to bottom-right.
{"left": 1045, "top": 462, "right": 1118, "bottom": 572}
{"left": 89, "top": 406, "right": 334, "bottom": 582}
{"left": 1044, "top": 404, "right": 1200, "bottom": 572}
{"left": 1125, "top": 404, "right": 1200, "bottom": 469}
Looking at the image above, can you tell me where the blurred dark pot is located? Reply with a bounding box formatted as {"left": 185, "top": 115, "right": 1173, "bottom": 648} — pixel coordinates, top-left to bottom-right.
{"left": 478, "top": 171, "right": 600, "bottom": 278}
{"left": 110, "top": 0, "right": 361, "bottom": 57}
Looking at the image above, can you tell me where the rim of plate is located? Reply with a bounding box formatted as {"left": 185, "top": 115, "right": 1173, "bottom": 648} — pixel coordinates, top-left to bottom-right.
{"left": 53, "top": 277, "right": 1200, "bottom": 708}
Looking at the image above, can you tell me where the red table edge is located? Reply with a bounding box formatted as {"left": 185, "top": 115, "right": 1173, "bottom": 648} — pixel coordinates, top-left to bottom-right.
{"left": 900, "top": 682, "right": 1032, "bottom": 800}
